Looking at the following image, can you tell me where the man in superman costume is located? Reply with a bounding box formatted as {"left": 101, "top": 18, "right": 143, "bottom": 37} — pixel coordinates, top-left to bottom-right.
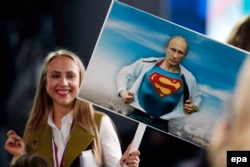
{"left": 116, "top": 36, "right": 201, "bottom": 132}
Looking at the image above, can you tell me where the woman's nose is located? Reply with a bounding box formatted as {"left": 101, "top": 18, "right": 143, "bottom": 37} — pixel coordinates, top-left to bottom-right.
{"left": 59, "top": 77, "right": 68, "bottom": 86}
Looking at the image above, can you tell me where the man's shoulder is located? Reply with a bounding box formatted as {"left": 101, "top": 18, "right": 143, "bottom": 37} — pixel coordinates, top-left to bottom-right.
{"left": 180, "top": 64, "right": 189, "bottom": 71}
{"left": 180, "top": 65, "right": 196, "bottom": 79}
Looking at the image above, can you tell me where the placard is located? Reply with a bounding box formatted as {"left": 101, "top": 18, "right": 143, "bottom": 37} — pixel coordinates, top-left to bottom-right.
{"left": 78, "top": 0, "right": 249, "bottom": 148}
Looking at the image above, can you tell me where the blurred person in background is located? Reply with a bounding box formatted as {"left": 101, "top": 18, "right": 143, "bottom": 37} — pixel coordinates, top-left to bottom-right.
{"left": 10, "top": 154, "right": 52, "bottom": 167}
{"left": 194, "top": 15, "right": 250, "bottom": 167}
{"left": 207, "top": 56, "right": 250, "bottom": 167}
{"left": 206, "top": 15, "right": 250, "bottom": 167}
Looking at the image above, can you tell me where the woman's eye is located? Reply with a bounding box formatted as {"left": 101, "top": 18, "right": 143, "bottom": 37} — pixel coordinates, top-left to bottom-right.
{"left": 52, "top": 75, "right": 60, "bottom": 78}
{"left": 67, "top": 74, "right": 75, "bottom": 79}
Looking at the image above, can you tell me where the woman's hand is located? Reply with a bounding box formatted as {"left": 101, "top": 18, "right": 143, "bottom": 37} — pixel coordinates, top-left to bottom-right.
{"left": 4, "top": 130, "right": 26, "bottom": 157}
{"left": 120, "top": 143, "right": 140, "bottom": 167}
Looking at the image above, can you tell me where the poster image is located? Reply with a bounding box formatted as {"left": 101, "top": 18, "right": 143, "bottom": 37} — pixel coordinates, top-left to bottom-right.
{"left": 78, "top": 0, "right": 249, "bottom": 148}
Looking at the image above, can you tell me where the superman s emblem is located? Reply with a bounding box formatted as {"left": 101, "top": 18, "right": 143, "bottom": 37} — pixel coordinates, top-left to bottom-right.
{"left": 149, "top": 72, "right": 182, "bottom": 97}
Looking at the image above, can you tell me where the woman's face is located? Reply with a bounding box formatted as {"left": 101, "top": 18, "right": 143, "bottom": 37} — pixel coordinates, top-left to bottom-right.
{"left": 46, "top": 56, "right": 80, "bottom": 108}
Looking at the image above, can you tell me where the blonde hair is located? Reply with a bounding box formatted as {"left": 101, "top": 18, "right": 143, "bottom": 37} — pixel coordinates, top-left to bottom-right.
{"left": 23, "top": 49, "right": 103, "bottom": 166}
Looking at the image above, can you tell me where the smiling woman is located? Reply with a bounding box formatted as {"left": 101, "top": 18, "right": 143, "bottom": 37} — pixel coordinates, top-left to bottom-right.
{"left": 4, "top": 49, "right": 140, "bottom": 167}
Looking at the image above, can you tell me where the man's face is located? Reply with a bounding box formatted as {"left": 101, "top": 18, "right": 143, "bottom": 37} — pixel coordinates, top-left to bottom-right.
{"left": 165, "top": 37, "right": 187, "bottom": 66}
